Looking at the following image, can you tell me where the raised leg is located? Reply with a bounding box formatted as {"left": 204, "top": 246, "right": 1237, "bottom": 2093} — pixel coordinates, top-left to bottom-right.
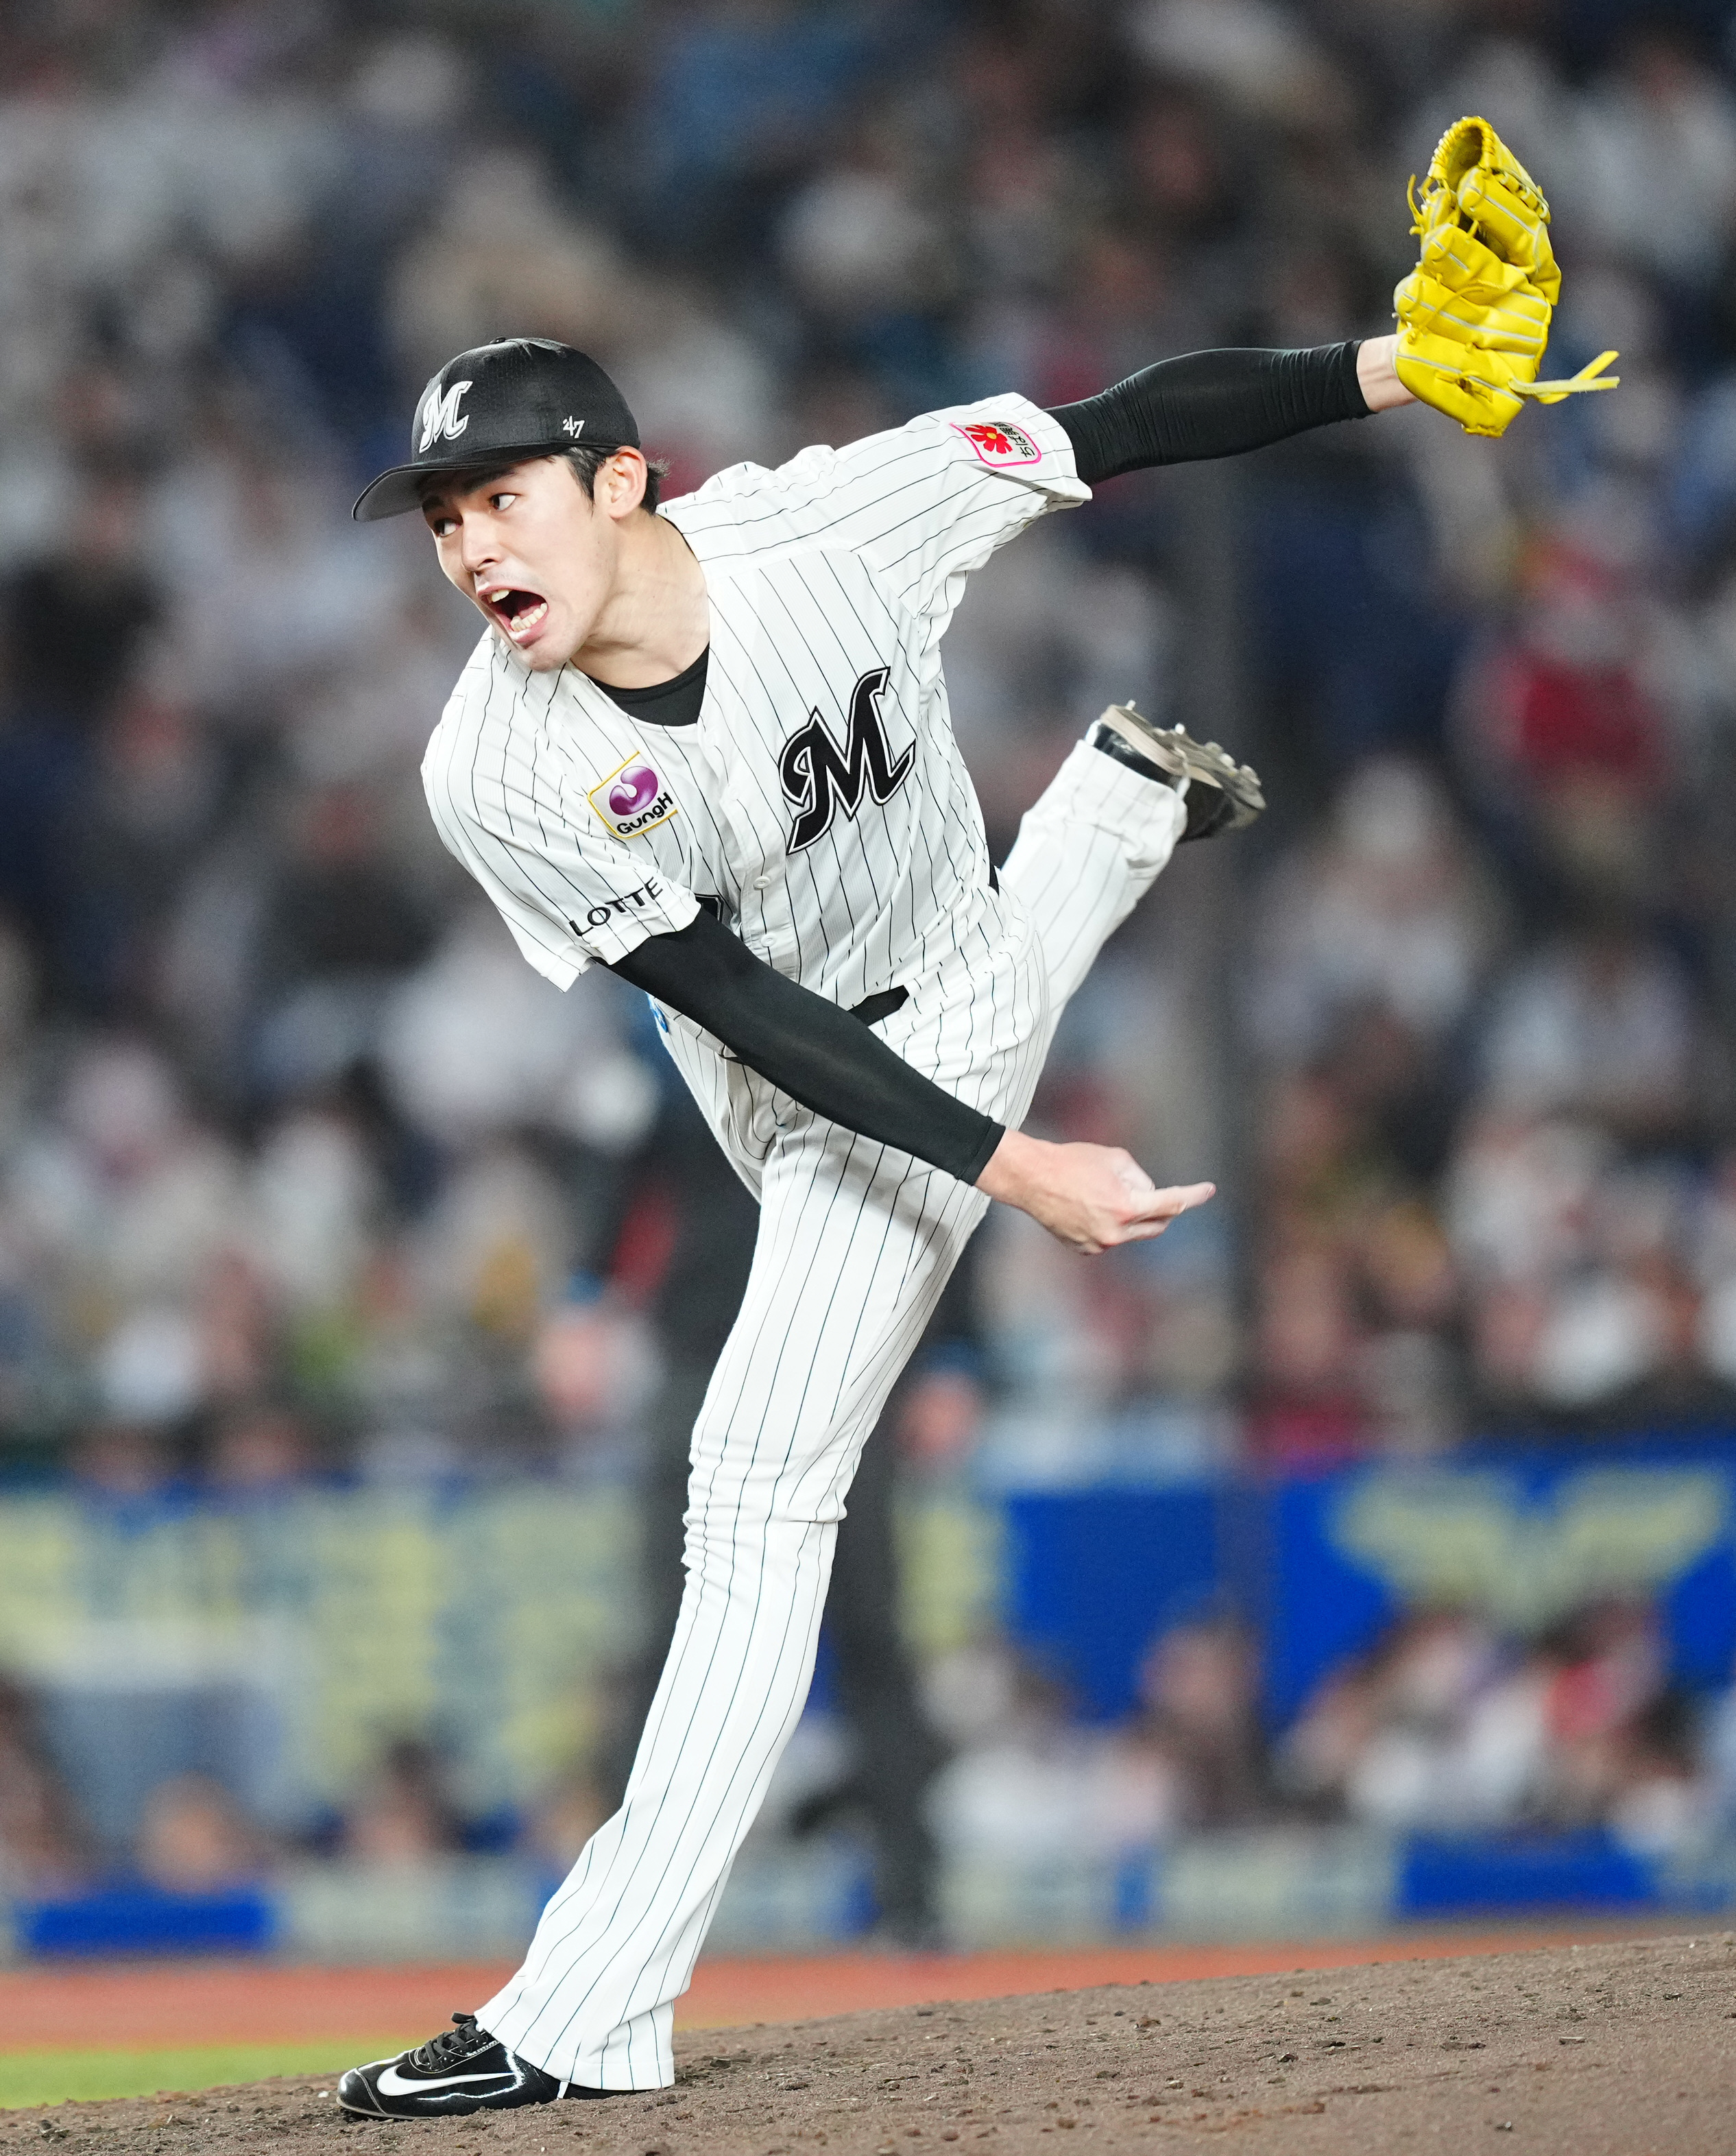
{"left": 1000, "top": 736, "right": 1188, "bottom": 1011}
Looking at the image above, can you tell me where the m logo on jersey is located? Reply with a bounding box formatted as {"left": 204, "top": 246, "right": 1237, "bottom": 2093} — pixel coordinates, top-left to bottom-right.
{"left": 953, "top": 418, "right": 1041, "bottom": 468}
{"left": 588, "top": 752, "right": 679, "bottom": 839}
{"left": 780, "top": 667, "right": 914, "bottom": 853}
{"left": 417, "top": 378, "right": 473, "bottom": 455}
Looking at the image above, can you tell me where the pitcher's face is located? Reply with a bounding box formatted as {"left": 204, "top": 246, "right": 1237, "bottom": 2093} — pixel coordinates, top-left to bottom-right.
{"left": 422, "top": 453, "right": 639, "bottom": 671}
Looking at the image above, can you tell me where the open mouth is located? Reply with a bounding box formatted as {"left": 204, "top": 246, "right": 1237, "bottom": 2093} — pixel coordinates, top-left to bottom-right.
{"left": 479, "top": 584, "right": 549, "bottom": 640}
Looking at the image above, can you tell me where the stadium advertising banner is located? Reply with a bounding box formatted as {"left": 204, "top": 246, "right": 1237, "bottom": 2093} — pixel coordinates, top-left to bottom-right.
{"left": 1262, "top": 1448, "right": 1736, "bottom": 1724}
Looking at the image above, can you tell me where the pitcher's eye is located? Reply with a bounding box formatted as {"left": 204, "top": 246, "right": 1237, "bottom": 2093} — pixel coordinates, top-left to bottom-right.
{"left": 489, "top": 492, "right": 517, "bottom": 511}
{"left": 427, "top": 513, "right": 455, "bottom": 536}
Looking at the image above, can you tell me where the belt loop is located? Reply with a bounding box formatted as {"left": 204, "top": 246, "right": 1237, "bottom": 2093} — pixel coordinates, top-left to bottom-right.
{"left": 849, "top": 985, "right": 909, "bottom": 1027}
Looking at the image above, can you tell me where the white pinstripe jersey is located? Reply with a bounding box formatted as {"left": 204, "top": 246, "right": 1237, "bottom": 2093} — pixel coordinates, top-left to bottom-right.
{"left": 421, "top": 393, "right": 1087, "bottom": 1009}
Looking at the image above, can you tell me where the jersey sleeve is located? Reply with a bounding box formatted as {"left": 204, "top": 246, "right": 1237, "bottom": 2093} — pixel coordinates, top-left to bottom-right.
{"left": 666, "top": 393, "right": 1088, "bottom": 634}
{"left": 422, "top": 696, "right": 700, "bottom": 987}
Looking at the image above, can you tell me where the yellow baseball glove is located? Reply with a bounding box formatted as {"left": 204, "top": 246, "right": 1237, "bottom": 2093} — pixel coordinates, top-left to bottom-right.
{"left": 1394, "top": 115, "right": 1617, "bottom": 438}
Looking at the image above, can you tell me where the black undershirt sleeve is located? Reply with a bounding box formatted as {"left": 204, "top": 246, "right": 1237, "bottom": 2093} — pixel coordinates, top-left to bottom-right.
{"left": 608, "top": 911, "right": 1004, "bottom": 1186}
{"left": 1048, "top": 340, "right": 1371, "bottom": 485}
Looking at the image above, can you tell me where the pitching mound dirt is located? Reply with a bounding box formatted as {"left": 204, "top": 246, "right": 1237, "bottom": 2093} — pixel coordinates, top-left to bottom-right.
{"left": 3, "top": 1935, "right": 1731, "bottom": 2155}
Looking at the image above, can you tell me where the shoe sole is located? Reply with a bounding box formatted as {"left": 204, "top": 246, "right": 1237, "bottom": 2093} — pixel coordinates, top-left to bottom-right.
{"left": 337, "top": 2078, "right": 617, "bottom": 2117}
{"left": 337, "top": 2089, "right": 544, "bottom": 2118}
{"left": 1096, "top": 704, "right": 1266, "bottom": 833}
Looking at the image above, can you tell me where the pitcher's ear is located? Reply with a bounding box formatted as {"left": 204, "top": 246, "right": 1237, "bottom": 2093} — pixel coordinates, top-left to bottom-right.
{"left": 599, "top": 447, "right": 650, "bottom": 520}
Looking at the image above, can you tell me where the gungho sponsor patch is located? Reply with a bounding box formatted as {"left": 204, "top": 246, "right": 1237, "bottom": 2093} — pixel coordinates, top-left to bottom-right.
{"left": 588, "top": 752, "right": 679, "bottom": 839}
{"left": 952, "top": 418, "right": 1042, "bottom": 467}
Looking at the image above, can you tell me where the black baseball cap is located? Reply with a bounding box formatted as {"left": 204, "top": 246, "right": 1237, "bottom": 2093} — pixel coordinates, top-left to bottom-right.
{"left": 352, "top": 336, "right": 640, "bottom": 522}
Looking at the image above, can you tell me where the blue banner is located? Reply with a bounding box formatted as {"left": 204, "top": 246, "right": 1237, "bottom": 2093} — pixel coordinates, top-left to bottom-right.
{"left": 989, "top": 1445, "right": 1736, "bottom": 1731}
{"left": 1262, "top": 1444, "right": 1736, "bottom": 1724}
{"left": 1002, "top": 1485, "right": 1225, "bottom": 1721}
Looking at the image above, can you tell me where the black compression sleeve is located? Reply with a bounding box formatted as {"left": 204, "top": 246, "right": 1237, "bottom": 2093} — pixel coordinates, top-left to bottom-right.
{"left": 1048, "top": 342, "right": 1370, "bottom": 485}
{"left": 609, "top": 913, "right": 1004, "bottom": 1185}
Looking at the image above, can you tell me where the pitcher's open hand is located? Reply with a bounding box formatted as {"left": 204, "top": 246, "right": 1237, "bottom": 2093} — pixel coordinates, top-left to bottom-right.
{"left": 977, "top": 1129, "right": 1215, "bottom": 1254}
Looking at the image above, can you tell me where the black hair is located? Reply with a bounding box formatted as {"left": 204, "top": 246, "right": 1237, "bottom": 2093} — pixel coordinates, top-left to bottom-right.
{"left": 417, "top": 446, "right": 668, "bottom": 516}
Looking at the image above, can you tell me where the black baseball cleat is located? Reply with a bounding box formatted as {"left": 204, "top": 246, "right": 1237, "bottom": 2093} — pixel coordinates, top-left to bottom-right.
{"left": 1087, "top": 701, "right": 1266, "bottom": 841}
{"left": 337, "top": 2013, "right": 618, "bottom": 2117}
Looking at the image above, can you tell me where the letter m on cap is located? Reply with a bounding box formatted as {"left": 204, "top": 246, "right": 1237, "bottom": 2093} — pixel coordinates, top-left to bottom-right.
{"left": 418, "top": 379, "right": 473, "bottom": 455}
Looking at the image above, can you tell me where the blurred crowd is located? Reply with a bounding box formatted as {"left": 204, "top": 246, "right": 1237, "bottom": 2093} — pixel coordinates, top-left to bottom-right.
{"left": 7, "top": 0, "right": 1736, "bottom": 1914}
{"left": 2, "top": 0, "right": 1735, "bottom": 1465}
{"left": 922, "top": 1594, "right": 1734, "bottom": 1867}
{"left": 10, "top": 1588, "right": 1736, "bottom": 1900}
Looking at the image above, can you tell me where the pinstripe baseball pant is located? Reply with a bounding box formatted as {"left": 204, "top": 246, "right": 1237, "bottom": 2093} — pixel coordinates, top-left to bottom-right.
{"left": 476, "top": 743, "right": 1188, "bottom": 2089}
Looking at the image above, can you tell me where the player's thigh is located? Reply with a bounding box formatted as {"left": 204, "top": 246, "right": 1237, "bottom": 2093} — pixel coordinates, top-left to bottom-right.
{"left": 690, "top": 1115, "right": 987, "bottom": 1522}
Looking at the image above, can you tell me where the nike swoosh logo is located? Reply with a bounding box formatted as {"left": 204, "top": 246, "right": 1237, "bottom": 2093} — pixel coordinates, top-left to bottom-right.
{"left": 374, "top": 2065, "right": 516, "bottom": 2098}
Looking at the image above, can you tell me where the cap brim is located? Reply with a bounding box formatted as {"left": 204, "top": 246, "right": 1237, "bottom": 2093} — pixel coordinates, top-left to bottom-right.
{"left": 352, "top": 462, "right": 450, "bottom": 523}
{"left": 351, "top": 442, "right": 621, "bottom": 523}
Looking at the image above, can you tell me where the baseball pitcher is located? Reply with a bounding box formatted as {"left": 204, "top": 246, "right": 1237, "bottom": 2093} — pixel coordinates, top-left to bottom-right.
{"left": 339, "top": 118, "right": 1611, "bottom": 2114}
